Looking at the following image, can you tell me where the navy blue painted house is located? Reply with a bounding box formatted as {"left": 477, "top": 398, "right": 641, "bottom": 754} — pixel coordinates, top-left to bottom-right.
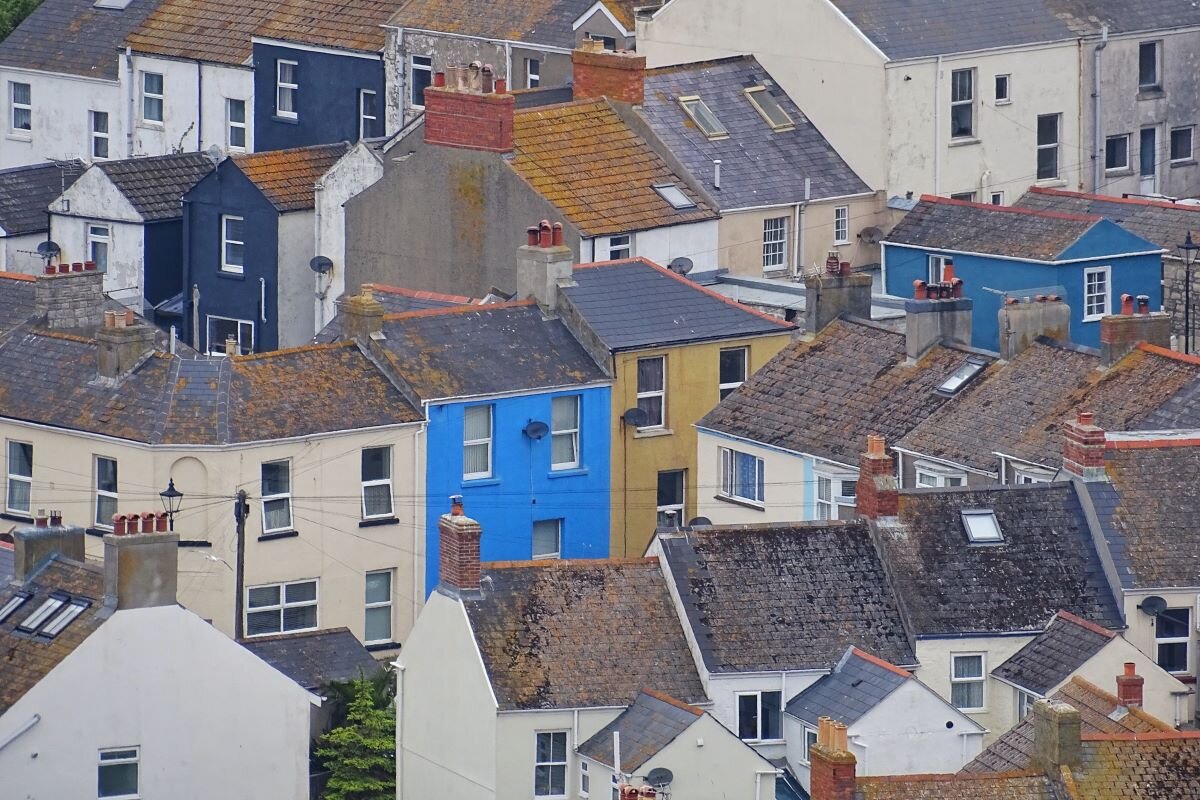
{"left": 883, "top": 196, "right": 1165, "bottom": 351}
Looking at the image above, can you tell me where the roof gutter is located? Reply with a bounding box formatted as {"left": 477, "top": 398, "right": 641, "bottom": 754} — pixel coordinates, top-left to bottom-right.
{"left": 125, "top": 47, "right": 135, "bottom": 159}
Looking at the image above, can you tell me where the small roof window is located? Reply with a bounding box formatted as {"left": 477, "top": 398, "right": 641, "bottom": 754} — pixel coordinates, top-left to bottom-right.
{"left": 17, "top": 594, "right": 67, "bottom": 632}
{"left": 39, "top": 598, "right": 91, "bottom": 638}
{"left": 962, "top": 509, "right": 1003, "bottom": 543}
{"left": 0, "top": 591, "right": 32, "bottom": 625}
{"left": 745, "top": 86, "right": 794, "bottom": 132}
{"left": 678, "top": 96, "right": 728, "bottom": 139}
{"left": 937, "top": 357, "right": 988, "bottom": 396}
{"left": 653, "top": 183, "right": 697, "bottom": 210}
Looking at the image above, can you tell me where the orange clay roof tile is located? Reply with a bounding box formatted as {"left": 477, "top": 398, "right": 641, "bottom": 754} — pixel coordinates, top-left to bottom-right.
{"left": 233, "top": 142, "right": 350, "bottom": 212}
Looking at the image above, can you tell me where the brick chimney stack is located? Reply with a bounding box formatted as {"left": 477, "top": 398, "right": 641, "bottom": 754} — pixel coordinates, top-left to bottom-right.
{"left": 1031, "top": 699, "right": 1082, "bottom": 772}
{"left": 438, "top": 495, "right": 482, "bottom": 597}
{"left": 340, "top": 284, "right": 386, "bottom": 340}
{"left": 809, "top": 716, "right": 857, "bottom": 800}
{"left": 1062, "top": 411, "right": 1107, "bottom": 482}
{"left": 517, "top": 220, "right": 575, "bottom": 313}
{"left": 572, "top": 40, "right": 645, "bottom": 105}
{"left": 856, "top": 434, "right": 898, "bottom": 519}
{"left": 1099, "top": 293, "right": 1171, "bottom": 367}
{"left": 423, "top": 62, "right": 515, "bottom": 153}
{"left": 12, "top": 513, "right": 86, "bottom": 582}
{"left": 35, "top": 262, "right": 104, "bottom": 330}
{"left": 1116, "top": 662, "right": 1144, "bottom": 708}
{"left": 103, "top": 511, "right": 179, "bottom": 609}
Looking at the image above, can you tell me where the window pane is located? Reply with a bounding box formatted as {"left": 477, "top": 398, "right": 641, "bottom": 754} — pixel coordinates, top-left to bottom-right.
{"left": 286, "top": 581, "right": 316, "bottom": 603}
{"left": 365, "top": 606, "right": 391, "bottom": 642}
{"left": 1172, "top": 128, "right": 1193, "bottom": 161}
{"left": 98, "top": 763, "right": 138, "bottom": 797}
{"left": 1141, "top": 129, "right": 1157, "bottom": 176}
{"left": 552, "top": 396, "right": 578, "bottom": 430}
{"left": 97, "top": 458, "right": 117, "bottom": 493}
{"left": 720, "top": 348, "right": 747, "bottom": 385}
{"left": 637, "top": 358, "right": 663, "bottom": 392}
{"left": 762, "top": 691, "right": 782, "bottom": 739}
{"left": 247, "top": 586, "right": 280, "bottom": 608}
{"left": 264, "top": 498, "right": 291, "bottom": 531}
{"left": 657, "top": 470, "right": 684, "bottom": 507}
{"left": 247, "top": 608, "right": 281, "bottom": 636}
{"left": 464, "top": 406, "right": 491, "bottom": 440}
{"left": 1106, "top": 136, "right": 1128, "bottom": 169}
{"left": 1139, "top": 42, "right": 1158, "bottom": 86}
{"left": 636, "top": 395, "right": 663, "bottom": 427}
{"left": 278, "top": 62, "right": 295, "bottom": 84}
{"left": 229, "top": 99, "right": 245, "bottom": 124}
{"left": 532, "top": 520, "right": 560, "bottom": 558}
{"left": 411, "top": 56, "right": 432, "bottom": 106}
{"left": 737, "top": 694, "right": 759, "bottom": 739}
{"left": 10, "top": 442, "right": 31, "bottom": 476}
{"left": 951, "top": 70, "right": 971, "bottom": 102}
{"left": 282, "top": 604, "right": 317, "bottom": 631}
{"left": 144, "top": 72, "right": 162, "bottom": 94}
{"left": 92, "top": 111, "right": 108, "bottom": 134}
{"left": 364, "top": 484, "right": 392, "bottom": 517}
{"left": 551, "top": 433, "right": 576, "bottom": 467}
{"left": 262, "top": 461, "right": 289, "bottom": 495}
{"left": 1158, "top": 608, "right": 1190, "bottom": 638}
{"left": 365, "top": 571, "right": 391, "bottom": 604}
{"left": 464, "top": 443, "right": 490, "bottom": 476}
{"left": 1037, "top": 114, "right": 1057, "bottom": 145}
{"left": 7, "top": 479, "right": 30, "bottom": 513}
{"left": 362, "top": 447, "right": 389, "bottom": 481}
{"left": 952, "top": 681, "right": 984, "bottom": 709}
{"left": 954, "top": 655, "right": 983, "bottom": 679}
{"left": 950, "top": 104, "right": 972, "bottom": 138}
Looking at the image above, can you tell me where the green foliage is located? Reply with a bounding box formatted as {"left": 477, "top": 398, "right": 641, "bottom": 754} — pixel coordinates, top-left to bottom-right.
{"left": 323, "top": 666, "right": 395, "bottom": 730}
{"left": 315, "top": 678, "right": 396, "bottom": 800}
{"left": 0, "top": 0, "right": 42, "bottom": 43}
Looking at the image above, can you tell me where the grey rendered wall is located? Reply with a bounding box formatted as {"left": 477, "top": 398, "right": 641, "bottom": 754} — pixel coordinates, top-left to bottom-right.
{"left": 276, "top": 210, "right": 317, "bottom": 347}
{"left": 396, "top": 32, "right": 508, "bottom": 121}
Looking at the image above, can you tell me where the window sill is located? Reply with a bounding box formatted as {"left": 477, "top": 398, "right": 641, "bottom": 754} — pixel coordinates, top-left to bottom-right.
{"left": 832, "top": 240, "right": 851, "bottom": 247}
{"left": 633, "top": 427, "right": 673, "bottom": 439}
{"left": 462, "top": 476, "right": 500, "bottom": 487}
{"left": 1105, "top": 167, "right": 1134, "bottom": 177}
{"left": 359, "top": 516, "right": 399, "bottom": 528}
{"left": 0, "top": 512, "right": 33, "bottom": 524}
{"left": 547, "top": 467, "right": 588, "bottom": 479}
{"left": 272, "top": 115, "right": 299, "bottom": 125}
{"left": 1082, "top": 314, "right": 1106, "bottom": 323}
{"left": 1035, "top": 179, "right": 1067, "bottom": 188}
{"left": 258, "top": 530, "right": 299, "bottom": 542}
{"left": 994, "top": 100, "right": 1012, "bottom": 107}
{"left": 948, "top": 137, "right": 980, "bottom": 148}
{"left": 5, "top": 132, "right": 32, "bottom": 143}
{"left": 762, "top": 267, "right": 789, "bottom": 277}
{"left": 138, "top": 121, "right": 164, "bottom": 130}
{"left": 1170, "top": 159, "right": 1197, "bottom": 168}
{"left": 216, "top": 270, "right": 246, "bottom": 281}
{"left": 714, "top": 493, "right": 765, "bottom": 511}
{"left": 1137, "top": 88, "right": 1165, "bottom": 101}
{"left": 740, "top": 738, "right": 785, "bottom": 746}
{"left": 365, "top": 641, "right": 401, "bottom": 652}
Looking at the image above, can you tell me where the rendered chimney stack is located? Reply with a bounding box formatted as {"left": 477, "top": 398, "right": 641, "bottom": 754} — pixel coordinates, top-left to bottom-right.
{"left": 517, "top": 220, "right": 575, "bottom": 314}
{"left": 1031, "top": 699, "right": 1082, "bottom": 771}
{"left": 998, "top": 294, "right": 1071, "bottom": 360}
{"left": 340, "top": 284, "right": 386, "bottom": 340}
{"left": 96, "top": 309, "right": 157, "bottom": 383}
{"left": 1116, "top": 662, "right": 1144, "bottom": 708}
{"left": 12, "top": 516, "right": 86, "bottom": 582}
{"left": 805, "top": 257, "right": 871, "bottom": 333}
{"left": 35, "top": 265, "right": 105, "bottom": 330}
{"left": 103, "top": 511, "right": 180, "bottom": 609}
{"left": 438, "top": 495, "right": 482, "bottom": 596}
{"left": 572, "top": 42, "right": 646, "bottom": 105}
{"left": 423, "top": 61, "right": 515, "bottom": 153}
{"left": 1099, "top": 292, "right": 1170, "bottom": 367}
{"left": 809, "top": 716, "right": 857, "bottom": 800}
{"left": 905, "top": 272, "right": 973, "bottom": 360}
{"left": 1062, "top": 410, "right": 1107, "bottom": 482}
{"left": 856, "top": 434, "right": 898, "bottom": 519}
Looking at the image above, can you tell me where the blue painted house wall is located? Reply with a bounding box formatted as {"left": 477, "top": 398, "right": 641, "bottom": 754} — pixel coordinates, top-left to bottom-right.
{"left": 884, "top": 221, "right": 1162, "bottom": 351}
{"left": 253, "top": 42, "right": 384, "bottom": 152}
{"left": 424, "top": 387, "right": 612, "bottom": 594}
{"left": 143, "top": 220, "right": 182, "bottom": 307}
{"left": 183, "top": 161, "right": 280, "bottom": 353}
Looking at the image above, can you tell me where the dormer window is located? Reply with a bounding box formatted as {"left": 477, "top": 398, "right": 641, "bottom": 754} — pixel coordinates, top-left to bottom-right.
{"left": 962, "top": 509, "right": 1003, "bottom": 543}
{"left": 744, "top": 86, "right": 794, "bottom": 132}
{"left": 653, "top": 183, "right": 696, "bottom": 210}
{"left": 679, "top": 96, "right": 728, "bottom": 139}
{"left": 937, "top": 357, "right": 987, "bottom": 396}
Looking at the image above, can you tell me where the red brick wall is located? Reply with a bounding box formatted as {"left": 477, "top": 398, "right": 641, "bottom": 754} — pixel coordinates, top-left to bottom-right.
{"left": 439, "top": 514, "right": 482, "bottom": 591}
{"left": 856, "top": 439, "right": 898, "bottom": 518}
{"left": 809, "top": 748, "right": 857, "bottom": 800}
{"left": 1063, "top": 413, "right": 1105, "bottom": 478}
{"left": 424, "top": 88, "right": 515, "bottom": 153}
{"left": 572, "top": 49, "right": 645, "bottom": 105}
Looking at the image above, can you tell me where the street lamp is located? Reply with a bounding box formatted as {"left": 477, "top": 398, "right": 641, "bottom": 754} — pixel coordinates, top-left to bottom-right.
{"left": 1178, "top": 232, "right": 1200, "bottom": 354}
{"left": 159, "top": 478, "right": 183, "bottom": 531}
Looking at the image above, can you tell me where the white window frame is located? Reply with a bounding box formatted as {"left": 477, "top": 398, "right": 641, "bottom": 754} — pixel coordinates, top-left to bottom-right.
{"left": 9, "top": 81, "right": 31, "bottom": 135}
{"left": 532, "top": 519, "right": 562, "bottom": 560}
{"left": 359, "top": 89, "right": 377, "bottom": 140}
{"left": 635, "top": 355, "right": 665, "bottom": 430}
{"left": 1036, "top": 113, "right": 1061, "bottom": 181}
{"left": 833, "top": 205, "right": 850, "bottom": 245}
{"left": 260, "top": 459, "right": 293, "bottom": 534}
{"left": 990, "top": 191, "right": 1005, "bottom": 206}
{"left": 463, "top": 405, "right": 493, "bottom": 480}
{"left": 762, "top": 216, "right": 788, "bottom": 271}
{"left": 364, "top": 569, "right": 393, "bottom": 644}
{"left": 1170, "top": 126, "right": 1194, "bottom": 164}
{"left": 1083, "top": 265, "right": 1111, "bottom": 322}
{"left": 915, "top": 460, "right": 966, "bottom": 488}
{"left": 800, "top": 725, "right": 819, "bottom": 764}
{"left": 410, "top": 55, "right": 433, "bottom": 108}
{"left": 951, "top": 652, "right": 986, "bottom": 712}
{"left": 606, "top": 234, "right": 631, "bottom": 260}
{"left": 1106, "top": 133, "right": 1131, "bottom": 172}
{"left": 276, "top": 60, "right": 298, "bottom": 119}
{"left": 928, "top": 254, "right": 950, "bottom": 284}
{"left": 719, "top": 447, "right": 765, "bottom": 505}
{"left": 744, "top": 85, "right": 794, "bottom": 131}
{"left": 6, "top": 440, "right": 32, "bottom": 517}
{"left": 736, "top": 690, "right": 783, "bottom": 742}
{"left": 361, "top": 445, "right": 393, "bottom": 519}
{"left": 718, "top": 346, "right": 748, "bottom": 400}
{"left": 90, "top": 110, "right": 109, "bottom": 159}
{"left": 533, "top": 730, "right": 569, "bottom": 798}
{"left": 579, "top": 760, "right": 590, "bottom": 797}
{"left": 95, "top": 456, "right": 118, "bottom": 530}
{"left": 206, "top": 315, "right": 254, "bottom": 356}
{"left": 140, "top": 72, "right": 163, "bottom": 124}
{"left": 550, "top": 395, "right": 580, "bottom": 471}
{"left": 98, "top": 746, "right": 140, "bottom": 800}
{"left": 87, "top": 223, "right": 110, "bottom": 271}
{"left": 994, "top": 74, "right": 1011, "bottom": 105}
{"left": 226, "top": 98, "right": 247, "bottom": 151}
{"left": 1014, "top": 466, "right": 1052, "bottom": 485}
{"left": 656, "top": 469, "right": 685, "bottom": 529}
{"left": 950, "top": 191, "right": 977, "bottom": 202}
{"left": 1016, "top": 689, "right": 1039, "bottom": 721}
{"left": 1156, "top": 607, "right": 1191, "bottom": 674}
{"left": 245, "top": 579, "right": 318, "bottom": 637}
{"left": 220, "top": 214, "right": 245, "bottom": 274}
{"left": 526, "top": 58, "right": 540, "bottom": 89}
{"left": 815, "top": 471, "right": 857, "bottom": 521}
{"left": 1139, "top": 40, "right": 1162, "bottom": 90}
{"left": 950, "top": 68, "right": 974, "bottom": 139}
{"left": 678, "top": 95, "right": 728, "bottom": 139}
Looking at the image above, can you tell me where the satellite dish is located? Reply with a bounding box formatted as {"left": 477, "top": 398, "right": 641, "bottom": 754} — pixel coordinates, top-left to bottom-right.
{"left": 687, "top": 517, "right": 712, "bottom": 527}
{"left": 859, "top": 226, "right": 884, "bottom": 245}
{"left": 523, "top": 420, "right": 550, "bottom": 440}
{"left": 309, "top": 256, "right": 334, "bottom": 274}
{"left": 646, "top": 768, "right": 674, "bottom": 787}
{"left": 622, "top": 407, "right": 648, "bottom": 427}
{"left": 36, "top": 240, "right": 61, "bottom": 259}
{"left": 669, "top": 256, "right": 694, "bottom": 275}
{"left": 205, "top": 144, "right": 225, "bottom": 166}
{"left": 1140, "top": 596, "right": 1168, "bottom": 616}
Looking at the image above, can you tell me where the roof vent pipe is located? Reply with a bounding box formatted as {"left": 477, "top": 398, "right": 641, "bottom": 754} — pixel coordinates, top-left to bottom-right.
{"left": 713, "top": 159, "right": 721, "bottom": 190}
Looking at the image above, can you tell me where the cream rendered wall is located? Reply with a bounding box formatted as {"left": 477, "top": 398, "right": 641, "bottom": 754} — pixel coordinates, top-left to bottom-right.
{"left": 705, "top": 671, "right": 823, "bottom": 764}
{"left": 1118, "top": 590, "right": 1199, "bottom": 722}
{"left": 1053, "top": 637, "right": 1189, "bottom": 727}
{"left": 696, "top": 430, "right": 812, "bottom": 526}
{"left": 498, "top": 708, "right": 619, "bottom": 800}
{"left": 398, "top": 592, "right": 498, "bottom": 800}
{"left": 0, "top": 416, "right": 426, "bottom": 644}
{"left": 0, "top": 605, "right": 314, "bottom": 799}
{"left": 804, "top": 196, "right": 885, "bottom": 271}
{"left": 0, "top": 68, "right": 123, "bottom": 168}
{"left": 885, "top": 43, "right": 1083, "bottom": 202}
{"left": 718, "top": 207, "right": 796, "bottom": 278}
{"left": 637, "top": 0, "right": 889, "bottom": 189}
{"left": 315, "top": 143, "right": 385, "bottom": 332}
{"left": 590, "top": 219, "right": 718, "bottom": 271}
{"left": 276, "top": 210, "right": 316, "bottom": 347}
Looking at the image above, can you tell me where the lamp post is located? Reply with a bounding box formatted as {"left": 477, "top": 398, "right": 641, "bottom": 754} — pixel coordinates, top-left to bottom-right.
{"left": 159, "top": 478, "right": 183, "bottom": 531}
{"left": 1178, "top": 232, "right": 1200, "bottom": 354}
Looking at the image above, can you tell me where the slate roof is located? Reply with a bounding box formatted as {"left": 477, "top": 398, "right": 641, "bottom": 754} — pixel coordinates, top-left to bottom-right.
{"left": 374, "top": 300, "right": 607, "bottom": 401}
{"left": 963, "top": 676, "right": 1174, "bottom": 774}
{"left": 784, "top": 647, "right": 910, "bottom": 727}
{"left": 125, "top": 0, "right": 279, "bottom": 64}
{"left": 315, "top": 284, "right": 478, "bottom": 344}
{"left": 897, "top": 341, "right": 1200, "bottom": 473}
{"left": 561, "top": 258, "right": 792, "bottom": 352}
{"left": 992, "top": 612, "right": 1116, "bottom": 695}
{"left": 828, "top": 0, "right": 1200, "bottom": 61}
{"left": 699, "top": 318, "right": 991, "bottom": 467}
{"left": 96, "top": 153, "right": 216, "bottom": 222}
{"left": 1071, "top": 733, "right": 1200, "bottom": 799}
{"left": 463, "top": 558, "right": 707, "bottom": 710}
{"left": 0, "top": 0, "right": 161, "bottom": 79}
{"left": 576, "top": 689, "right": 703, "bottom": 772}
{"left": 1016, "top": 187, "right": 1200, "bottom": 258}
{"left": 510, "top": 99, "right": 717, "bottom": 237}
{"left": 240, "top": 628, "right": 381, "bottom": 691}
{"left": 854, "top": 772, "right": 1060, "bottom": 800}
{"left": 641, "top": 56, "right": 872, "bottom": 209}
{"left": 884, "top": 196, "right": 1105, "bottom": 261}
{"left": 876, "top": 484, "right": 1124, "bottom": 637}
{"left": 0, "top": 553, "right": 108, "bottom": 714}
{"left": 659, "top": 522, "right": 916, "bottom": 673}
{"left": 0, "top": 161, "right": 85, "bottom": 237}
{"left": 387, "top": 0, "right": 624, "bottom": 47}
{"left": 233, "top": 143, "right": 351, "bottom": 212}
{"left": 1087, "top": 441, "right": 1200, "bottom": 590}
{"left": 251, "top": 0, "right": 398, "bottom": 52}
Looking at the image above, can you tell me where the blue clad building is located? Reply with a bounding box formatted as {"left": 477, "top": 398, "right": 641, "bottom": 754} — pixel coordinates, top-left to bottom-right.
{"left": 883, "top": 196, "right": 1164, "bottom": 351}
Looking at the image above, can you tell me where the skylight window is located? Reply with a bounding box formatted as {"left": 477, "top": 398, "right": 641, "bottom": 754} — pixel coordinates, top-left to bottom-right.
{"left": 39, "top": 598, "right": 90, "bottom": 638}
{"left": 17, "top": 594, "right": 67, "bottom": 632}
{"left": 962, "top": 510, "right": 1003, "bottom": 543}
{"left": 679, "top": 96, "right": 728, "bottom": 139}
{"left": 653, "top": 183, "right": 697, "bottom": 210}
{"left": 0, "top": 591, "right": 32, "bottom": 624}
{"left": 745, "top": 86, "right": 794, "bottom": 131}
{"left": 937, "top": 357, "right": 988, "bottom": 396}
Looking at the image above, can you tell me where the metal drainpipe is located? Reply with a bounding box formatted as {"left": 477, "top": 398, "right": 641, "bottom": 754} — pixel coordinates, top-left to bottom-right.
{"left": 934, "top": 55, "right": 943, "bottom": 196}
{"left": 196, "top": 59, "right": 204, "bottom": 151}
{"left": 125, "top": 47, "right": 135, "bottom": 158}
{"left": 1093, "top": 27, "right": 1109, "bottom": 191}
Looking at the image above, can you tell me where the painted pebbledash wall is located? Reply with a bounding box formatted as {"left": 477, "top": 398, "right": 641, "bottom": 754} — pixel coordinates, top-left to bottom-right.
{"left": 0, "top": 69, "right": 124, "bottom": 169}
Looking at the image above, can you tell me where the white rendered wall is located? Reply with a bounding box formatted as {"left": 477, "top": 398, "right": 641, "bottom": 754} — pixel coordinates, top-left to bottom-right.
{"left": 276, "top": 209, "right": 317, "bottom": 348}
{"left": 0, "top": 69, "right": 123, "bottom": 168}
{"left": 314, "top": 143, "right": 384, "bottom": 332}
{"left": 125, "top": 54, "right": 253, "bottom": 157}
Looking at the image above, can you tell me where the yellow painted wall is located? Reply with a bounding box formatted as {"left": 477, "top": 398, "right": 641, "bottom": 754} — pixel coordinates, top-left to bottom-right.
{"left": 608, "top": 331, "right": 793, "bottom": 556}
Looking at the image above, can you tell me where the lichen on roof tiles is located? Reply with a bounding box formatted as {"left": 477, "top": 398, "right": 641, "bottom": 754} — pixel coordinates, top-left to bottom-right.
{"left": 233, "top": 142, "right": 351, "bottom": 212}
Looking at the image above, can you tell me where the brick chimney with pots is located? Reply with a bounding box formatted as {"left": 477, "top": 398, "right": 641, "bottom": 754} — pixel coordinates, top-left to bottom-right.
{"left": 856, "top": 434, "right": 898, "bottom": 519}
{"left": 1099, "top": 293, "right": 1171, "bottom": 367}
{"left": 1116, "top": 662, "right": 1144, "bottom": 708}
{"left": 424, "top": 63, "right": 515, "bottom": 153}
{"left": 804, "top": 253, "right": 871, "bottom": 334}
{"left": 905, "top": 264, "right": 973, "bottom": 360}
{"left": 1031, "top": 699, "right": 1082, "bottom": 772}
{"left": 438, "top": 495, "right": 482, "bottom": 597}
{"left": 998, "top": 294, "right": 1071, "bottom": 360}
{"left": 517, "top": 220, "right": 575, "bottom": 314}
{"left": 1062, "top": 411, "right": 1107, "bottom": 482}
{"left": 572, "top": 39, "right": 646, "bottom": 105}
{"left": 35, "top": 262, "right": 104, "bottom": 330}
{"left": 12, "top": 511, "right": 86, "bottom": 582}
{"left": 95, "top": 309, "right": 157, "bottom": 385}
{"left": 340, "top": 284, "right": 386, "bottom": 340}
{"left": 809, "top": 716, "right": 857, "bottom": 800}
{"left": 103, "top": 511, "right": 179, "bottom": 609}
